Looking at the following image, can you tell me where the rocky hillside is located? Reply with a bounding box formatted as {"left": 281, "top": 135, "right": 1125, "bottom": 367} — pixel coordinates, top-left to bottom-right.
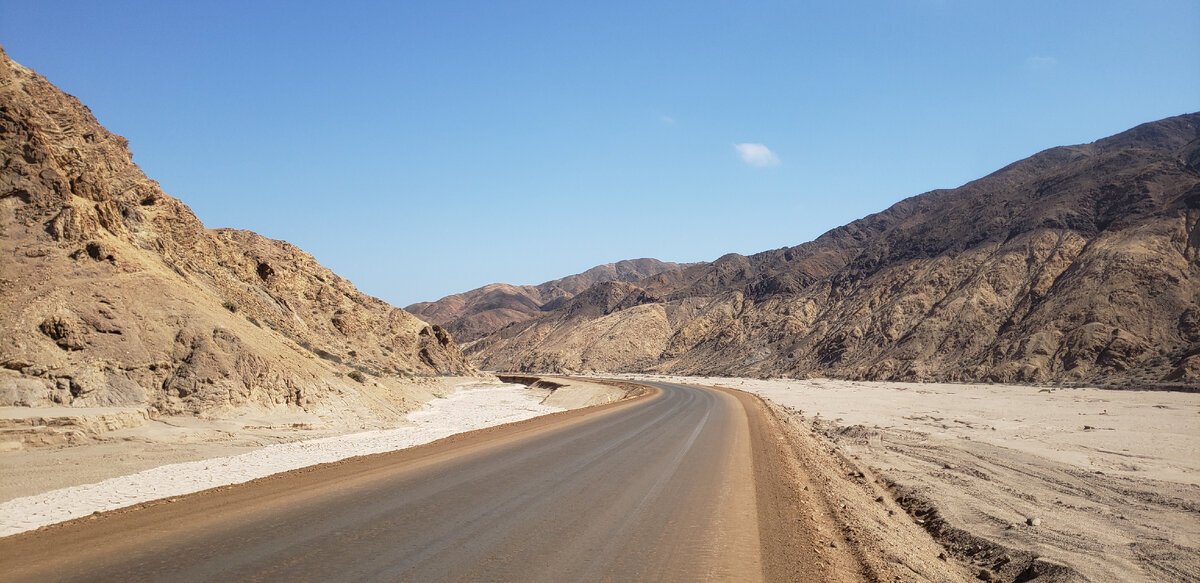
{"left": 406, "top": 258, "right": 689, "bottom": 343}
{"left": 470, "top": 113, "right": 1200, "bottom": 386}
{"left": 0, "top": 48, "right": 477, "bottom": 419}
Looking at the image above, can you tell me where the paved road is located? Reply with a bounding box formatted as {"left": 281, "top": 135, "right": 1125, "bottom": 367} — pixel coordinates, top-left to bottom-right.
{"left": 1, "top": 382, "right": 766, "bottom": 582}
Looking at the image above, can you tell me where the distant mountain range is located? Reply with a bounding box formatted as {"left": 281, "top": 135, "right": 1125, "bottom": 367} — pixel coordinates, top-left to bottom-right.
{"left": 406, "top": 258, "right": 692, "bottom": 343}
{"left": 459, "top": 113, "right": 1200, "bottom": 386}
{"left": 0, "top": 48, "right": 476, "bottom": 418}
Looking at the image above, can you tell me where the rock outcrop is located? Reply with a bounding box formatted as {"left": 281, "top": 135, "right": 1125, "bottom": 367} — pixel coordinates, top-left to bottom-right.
{"left": 406, "top": 258, "right": 689, "bottom": 343}
{"left": 469, "top": 113, "right": 1200, "bottom": 387}
{"left": 0, "top": 48, "right": 477, "bottom": 418}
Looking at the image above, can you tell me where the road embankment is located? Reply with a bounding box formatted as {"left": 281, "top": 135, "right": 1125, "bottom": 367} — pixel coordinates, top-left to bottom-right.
{"left": 498, "top": 374, "right": 649, "bottom": 408}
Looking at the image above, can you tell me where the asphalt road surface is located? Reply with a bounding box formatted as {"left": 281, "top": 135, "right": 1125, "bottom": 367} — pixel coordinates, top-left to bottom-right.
{"left": 1, "top": 382, "right": 776, "bottom": 582}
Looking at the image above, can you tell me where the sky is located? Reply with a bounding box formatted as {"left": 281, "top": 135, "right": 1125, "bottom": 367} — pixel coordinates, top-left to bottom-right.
{"left": 2, "top": 1, "right": 1197, "bottom": 307}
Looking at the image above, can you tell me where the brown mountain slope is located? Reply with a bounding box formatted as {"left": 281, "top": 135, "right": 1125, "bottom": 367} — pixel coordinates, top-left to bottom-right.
{"left": 0, "top": 49, "right": 476, "bottom": 419}
{"left": 470, "top": 113, "right": 1200, "bottom": 386}
{"left": 405, "top": 258, "right": 689, "bottom": 342}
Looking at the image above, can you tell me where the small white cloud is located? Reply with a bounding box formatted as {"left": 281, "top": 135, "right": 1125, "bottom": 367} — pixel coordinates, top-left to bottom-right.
{"left": 734, "top": 142, "right": 780, "bottom": 167}
{"left": 1027, "top": 56, "right": 1057, "bottom": 71}
{"left": 660, "top": 115, "right": 676, "bottom": 125}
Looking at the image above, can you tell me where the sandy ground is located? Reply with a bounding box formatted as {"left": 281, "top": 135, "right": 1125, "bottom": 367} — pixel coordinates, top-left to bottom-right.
{"left": 610, "top": 374, "right": 1200, "bottom": 583}
{"left": 0, "top": 381, "right": 563, "bottom": 537}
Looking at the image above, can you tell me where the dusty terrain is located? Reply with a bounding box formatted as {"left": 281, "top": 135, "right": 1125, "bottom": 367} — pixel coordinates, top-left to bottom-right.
{"left": 0, "top": 47, "right": 478, "bottom": 424}
{"left": 406, "top": 258, "right": 689, "bottom": 343}
{"left": 0, "top": 381, "right": 966, "bottom": 583}
{"left": 711, "top": 383, "right": 968, "bottom": 582}
{"left": 612, "top": 374, "right": 1200, "bottom": 582}
{"left": 468, "top": 114, "right": 1200, "bottom": 387}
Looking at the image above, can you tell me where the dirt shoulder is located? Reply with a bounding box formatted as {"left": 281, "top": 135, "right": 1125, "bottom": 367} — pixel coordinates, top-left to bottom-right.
{"left": 713, "top": 385, "right": 969, "bottom": 583}
{"left": 624, "top": 375, "right": 1200, "bottom": 583}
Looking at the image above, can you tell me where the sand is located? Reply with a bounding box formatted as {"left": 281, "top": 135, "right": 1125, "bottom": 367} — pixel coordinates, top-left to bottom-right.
{"left": 0, "top": 381, "right": 562, "bottom": 537}
{"left": 609, "top": 374, "right": 1200, "bottom": 583}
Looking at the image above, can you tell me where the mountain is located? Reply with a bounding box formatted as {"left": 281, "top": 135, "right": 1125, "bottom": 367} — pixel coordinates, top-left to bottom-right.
{"left": 0, "top": 48, "right": 477, "bottom": 419}
{"left": 406, "top": 258, "right": 691, "bottom": 343}
{"left": 468, "top": 114, "right": 1200, "bottom": 386}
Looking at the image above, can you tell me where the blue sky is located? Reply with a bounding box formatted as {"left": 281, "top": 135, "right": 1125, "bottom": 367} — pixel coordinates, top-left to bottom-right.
{"left": 3, "top": 1, "right": 1197, "bottom": 306}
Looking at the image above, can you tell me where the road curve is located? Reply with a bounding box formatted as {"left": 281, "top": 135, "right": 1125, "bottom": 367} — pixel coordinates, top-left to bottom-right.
{"left": 0, "top": 382, "right": 767, "bottom": 582}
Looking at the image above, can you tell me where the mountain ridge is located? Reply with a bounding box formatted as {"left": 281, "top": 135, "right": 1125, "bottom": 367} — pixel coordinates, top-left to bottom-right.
{"left": 468, "top": 113, "right": 1200, "bottom": 386}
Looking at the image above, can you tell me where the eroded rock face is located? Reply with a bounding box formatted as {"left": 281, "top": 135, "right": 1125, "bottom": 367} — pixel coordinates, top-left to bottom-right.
{"left": 0, "top": 49, "right": 477, "bottom": 415}
{"left": 470, "top": 114, "right": 1200, "bottom": 386}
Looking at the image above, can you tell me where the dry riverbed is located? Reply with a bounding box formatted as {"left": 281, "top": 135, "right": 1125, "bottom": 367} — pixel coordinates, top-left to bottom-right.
{"left": 609, "top": 374, "right": 1200, "bottom": 583}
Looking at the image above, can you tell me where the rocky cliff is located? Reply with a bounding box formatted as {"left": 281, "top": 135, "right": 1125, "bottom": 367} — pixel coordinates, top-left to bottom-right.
{"left": 406, "top": 258, "right": 689, "bottom": 343}
{"left": 0, "top": 48, "right": 477, "bottom": 419}
{"left": 469, "top": 114, "right": 1200, "bottom": 386}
